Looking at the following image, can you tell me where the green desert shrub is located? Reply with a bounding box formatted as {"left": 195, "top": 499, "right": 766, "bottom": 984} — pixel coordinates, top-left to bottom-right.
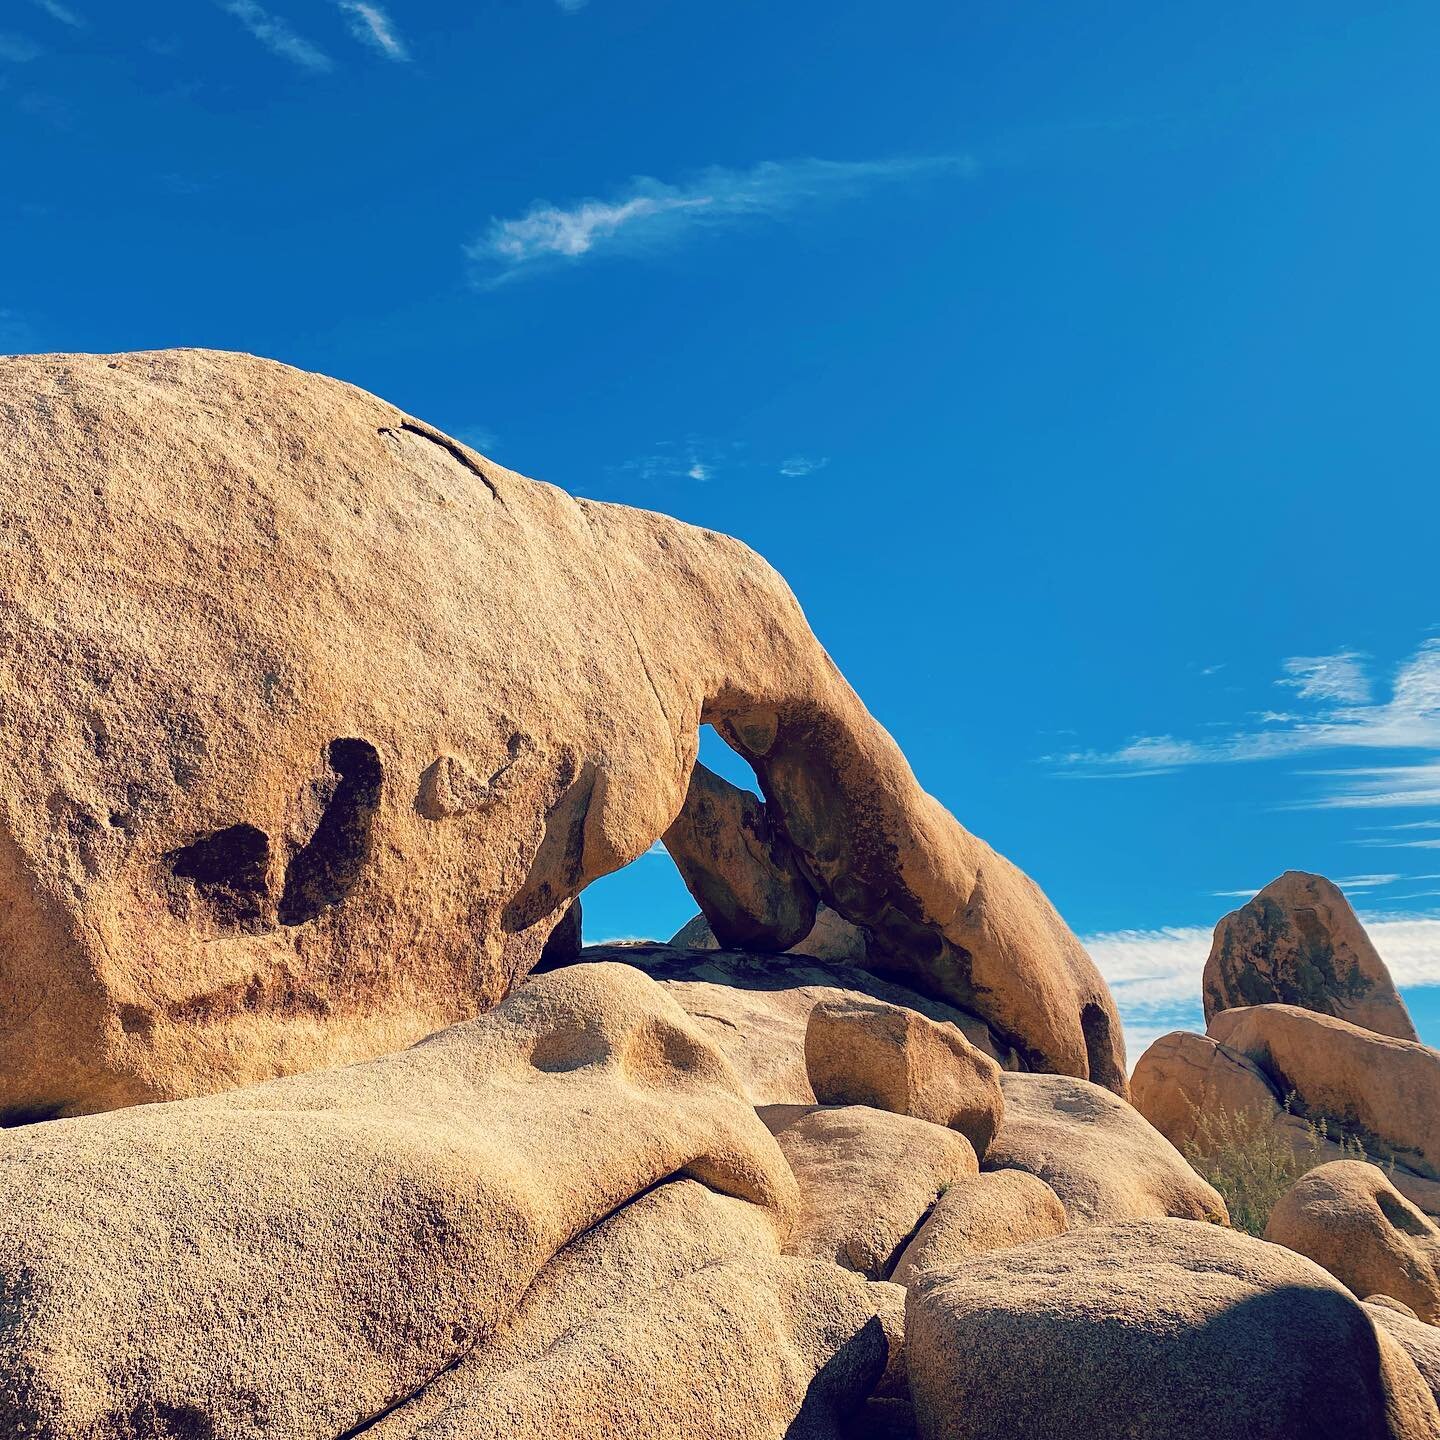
{"left": 1182, "top": 1096, "right": 1395, "bottom": 1237}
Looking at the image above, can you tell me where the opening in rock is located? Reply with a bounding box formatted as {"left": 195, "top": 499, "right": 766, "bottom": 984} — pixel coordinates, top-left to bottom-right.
{"left": 278, "top": 739, "right": 383, "bottom": 927}
{"left": 166, "top": 823, "right": 272, "bottom": 931}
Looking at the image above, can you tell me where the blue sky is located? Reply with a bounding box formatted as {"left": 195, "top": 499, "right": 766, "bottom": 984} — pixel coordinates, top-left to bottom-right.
{"left": 5, "top": 1, "right": 1439, "bottom": 1054}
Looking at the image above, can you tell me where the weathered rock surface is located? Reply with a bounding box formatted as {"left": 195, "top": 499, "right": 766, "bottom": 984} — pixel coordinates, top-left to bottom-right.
{"left": 1368, "top": 1304, "right": 1440, "bottom": 1411}
{"left": 1132, "top": 1027, "right": 1440, "bottom": 1219}
{"left": 585, "top": 943, "right": 1015, "bottom": 1104}
{"left": 1369, "top": 1296, "right": 1424, "bottom": 1319}
{"left": 985, "top": 1072, "right": 1228, "bottom": 1227}
{"left": 0, "top": 963, "right": 797, "bottom": 1440}
{"left": 890, "top": 1169, "right": 1068, "bottom": 1286}
{"left": 1266, "top": 1162, "right": 1440, "bottom": 1323}
{"left": 1204, "top": 872, "right": 1417, "bottom": 1040}
{"left": 671, "top": 901, "right": 871, "bottom": 965}
{"left": 805, "top": 996, "right": 1005, "bottom": 1156}
{"left": 0, "top": 348, "right": 1123, "bottom": 1115}
{"left": 662, "top": 761, "right": 818, "bottom": 951}
{"left": 377, "top": 1253, "right": 886, "bottom": 1440}
{"left": 1130, "top": 1029, "right": 1283, "bottom": 1146}
{"left": 375, "top": 1176, "right": 781, "bottom": 1436}
{"left": 1210, "top": 1004, "right": 1440, "bottom": 1180}
{"left": 775, "top": 1104, "right": 979, "bottom": 1280}
{"left": 907, "top": 1219, "right": 1440, "bottom": 1439}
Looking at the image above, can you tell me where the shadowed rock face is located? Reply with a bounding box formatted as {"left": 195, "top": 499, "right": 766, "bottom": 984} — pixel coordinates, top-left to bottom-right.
{"left": 0, "top": 348, "right": 1124, "bottom": 1117}
{"left": 1203, "top": 872, "right": 1417, "bottom": 1041}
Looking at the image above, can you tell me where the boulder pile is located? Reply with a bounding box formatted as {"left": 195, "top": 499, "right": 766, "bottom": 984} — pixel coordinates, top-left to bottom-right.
{"left": 3, "top": 356, "right": 1438, "bottom": 1437}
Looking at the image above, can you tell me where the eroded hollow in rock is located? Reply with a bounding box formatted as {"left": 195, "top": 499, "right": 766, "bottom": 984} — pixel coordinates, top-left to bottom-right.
{"left": 278, "top": 739, "right": 383, "bottom": 927}
{"left": 166, "top": 823, "right": 272, "bottom": 932}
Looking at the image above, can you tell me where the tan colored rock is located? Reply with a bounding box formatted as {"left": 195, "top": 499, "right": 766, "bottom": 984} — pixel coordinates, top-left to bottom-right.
{"left": 373, "top": 1177, "right": 885, "bottom": 1440}
{"left": 0, "top": 349, "right": 1123, "bottom": 1115}
{"left": 1370, "top": 1296, "right": 1424, "bottom": 1320}
{"left": 1368, "top": 1304, "right": 1440, "bottom": 1411}
{"left": 0, "top": 963, "right": 797, "bottom": 1440}
{"left": 375, "top": 1176, "right": 781, "bottom": 1436}
{"left": 671, "top": 901, "right": 871, "bottom": 965}
{"left": 1266, "top": 1162, "right": 1440, "bottom": 1323}
{"left": 662, "top": 761, "right": 818, "bottom": 951}
{"left": 777, "top": 1105, "right": 979, "bottom": 1279}
{"left": 388, "top": 1255, "right": 887, "bottom": 1440}
{"left": 890, "top": 1170, "right": 1068, "bottom": 1286}
{"left": 1204, "top": 872, "right": 1417, "bottom": 1040}
{"left": 804, "top": 996, "right": 1005, "bottom": 1156}
{"left": 1130, "top": 1029, "right": 1284, "bottom": 1149}
{"left": 985, "top": 1072, "right": 1228, "bottom": 1227}
{"left": 1131, "top": 1027, "right": 1440, "bottom": 1221}
{"left": 1210, "top": 1004, "right": 1440, "bottom": 1180}
{"left": 908, "top": 1218, "right": 1440, "bottom": 1440}
{"left": 587, "top": 943, "right": 1015, "bottom": 1104}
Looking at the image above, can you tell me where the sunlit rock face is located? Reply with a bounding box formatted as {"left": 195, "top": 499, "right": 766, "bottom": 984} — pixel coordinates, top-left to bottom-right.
{"left": 0, "top": 347, "right": 1124, "bottom": 1119}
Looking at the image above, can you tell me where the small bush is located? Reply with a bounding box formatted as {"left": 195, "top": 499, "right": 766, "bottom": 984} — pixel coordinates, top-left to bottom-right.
{"left": 1181, "top": 1095, "right": 1395, "bottom": 1237}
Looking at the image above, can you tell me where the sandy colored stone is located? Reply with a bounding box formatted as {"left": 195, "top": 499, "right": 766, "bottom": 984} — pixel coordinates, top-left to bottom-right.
{"left": 1370, "top": 1296, "right": 1424, "bottom": 1320}
{"left": 390, "top": 1255, "right": 887, "bottom": 1440}
{"left": 1130, "top": 1029, "right": 1284, "bottom": 1149}
{"left": 1132, "top": 1027, "right": 1440, "bottom": 1220}
{"left": 985, "top": 1071, "right": 1228, "bottom": 1227}
{"left": 0, "top": 350, "right": 1123, "bottom": 1115}
{"left": 671, "top": 901, "right": 871, "bottom": 965}
{"left": 662, "top": 761, "right": 818, "bottom": 951}
{"left": 585, "top": 943, "right": 1015, "bottom": 1104}
{"left": 1210, "top": 1004, "right": 1440, "bottom": 1180}
{"left": 777, "top": 1105, "right": 979, "bottom": 1280}
{"left": 0, "top": 963, "right": 797, "bottom": 1440}
{"left": 1266, "top": 1161, "right": 1440, "bottom": 1323}
{"left": 375, "top": 1178, "right": 883, "bottom": 1440}
{"left": 890, "top": 1170, "right": 1068, "bottom": 1286}
{"left": 907, "top": 1218, "right": 1440, "bottom": 1440}
{"left": 1204, "top": 872, "right": 1417, "bottom": 1040}
{"left": 804, "top": 996, "right": 1005, "bottom": 1156}
{"left": 1368, "top": 1304, "right": 1440, "bottom": 1411}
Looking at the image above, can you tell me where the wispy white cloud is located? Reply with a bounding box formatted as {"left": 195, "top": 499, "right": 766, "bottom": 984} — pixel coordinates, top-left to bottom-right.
{"left": 1083, "top": 912, "right": 1440, "bottom": 1067}
{"left": 780, "top": 456, "right": 829, "bottom": 478}
{"left": 556, "top": 0, "right": 588, "bottom": 10}
{"left": 337, "top": 1, "right": 407, "bottom": 60}
{"left": 1054, "top": 639, "right": 1440, "bottom": 813}
{"left": 468, "top": 154, "right": 975, "bottom": 282}
{"left": 219, "top": 0, "right": 332, "bottom": 72}
{"left": 611, "top": 438, "right": 833, "bottom": 487}
{"left": 32, "top": 0, "right": 82, "bottom": 27}
{"left": 1279, "top": 651, "right": 1371, "bottom": 705}
{"left": 0, "top": 32, "right": 42, "bottom": 61}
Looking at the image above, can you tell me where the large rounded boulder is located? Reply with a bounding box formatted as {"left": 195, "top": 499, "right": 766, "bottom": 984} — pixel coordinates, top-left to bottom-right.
{"left": 907, "top": 1218, "right": 1440, "bottom": 1439}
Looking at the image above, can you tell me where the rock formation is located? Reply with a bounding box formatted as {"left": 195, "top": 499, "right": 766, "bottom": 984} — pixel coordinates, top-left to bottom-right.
{"left": 772, "top": 1104, "right": 979, "bottom": 1280}
{"left": 890, "top": 1169, "right": 1068, "bottom": 1285}
{"left": 578, "top": 942, "right": 1018, "bottom": 1104}
{"left": 1131, "top": 1026, "right": 1440, "bottom": 1220}
{"left": 671, "top": 900, "right": 872, "bottom": 965}
{"left": 1266, "top": 1161, "right": 1440, "bottom": 1323}
{"left": 907, "top": 1219, "right": 1440, "bottom": 1439}
{"left": 804, "top": 995, "right": 1005, "bottom": 1156}
{"left": 0, "top": 348, "right": 1123, "bottom": 1118}
{"left": 1204, "top": 872, "right": 1417, "bottom": 1040}
{"left": 1209, "top": 1004, "right": 1440, "bottom": 1180}
{"left": 1368, "top": 1303, "right": 1440, "bottom": 1412}
{"left": 0, "top": 964, "right": 798, "bottom": 1438}
{"left": 984, "top": 1072, "right": 1229, "bottom": 1227}
{"left": 662, "top": 761, "right": 818, "bottom": 951}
